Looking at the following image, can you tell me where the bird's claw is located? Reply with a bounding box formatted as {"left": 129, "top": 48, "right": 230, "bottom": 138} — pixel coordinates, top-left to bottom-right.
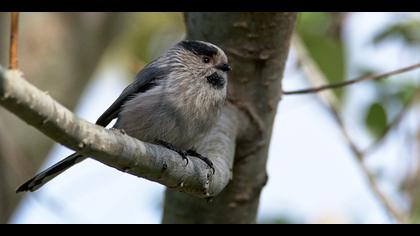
{"left": 155, "top": 139, "right": 189, "bottom": 166}
{"left": 178, "top": 150, "right": 189, "bottom": 166}
{"left": 155, "top": 140, "right": 214, "bottom": 173}
{"left": 186, "top": 149, "right": 215, "bottom": 174}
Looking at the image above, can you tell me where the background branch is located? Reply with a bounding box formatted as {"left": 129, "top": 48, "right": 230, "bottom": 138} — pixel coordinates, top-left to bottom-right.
{"left": 283, "top": 61, "right": 420, "bottom": 95}
{"left": 0, "top": 68, "right": 240, "bottom": 198}
{"left": 291, "top": 34, "right": 409, "bottom": 223}
{"left": 9, "top": 12, "right": 19, "bottom": 70}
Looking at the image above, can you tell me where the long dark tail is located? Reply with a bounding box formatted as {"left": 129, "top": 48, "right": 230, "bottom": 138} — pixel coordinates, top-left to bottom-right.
{"left": 16, "top": 153, "right": 85, "bottom": 193}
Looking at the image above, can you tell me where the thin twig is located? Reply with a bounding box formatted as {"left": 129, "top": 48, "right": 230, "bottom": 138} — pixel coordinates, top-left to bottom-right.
{"left": 283, "top": 62, "right": 420, "bottom": 95}
{"left": 9, "top": 12, "right": 19, "bottom": 70}
{"left": 291, "top": 34, "right": 409, "bottom": 223}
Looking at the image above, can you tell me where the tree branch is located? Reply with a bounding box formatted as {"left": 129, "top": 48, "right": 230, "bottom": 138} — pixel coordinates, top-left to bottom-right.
{"left": 0, "top": 67, "right": 241, "bottom": 198}
{"left": 9, "top": 12, "right": 19, "bottom": 70}
{"left": 283, "top": 61, "right": 420, "bottom": 95}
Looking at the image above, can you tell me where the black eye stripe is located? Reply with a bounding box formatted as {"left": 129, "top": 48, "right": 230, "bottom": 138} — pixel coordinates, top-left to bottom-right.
{"left": 180, "top": 41, "right": 218, "bottom": 57}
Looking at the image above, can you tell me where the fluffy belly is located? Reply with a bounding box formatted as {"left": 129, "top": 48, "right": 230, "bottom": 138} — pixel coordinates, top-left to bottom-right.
{"left": 114, "top": 104, "right": 202, "bottom": 149}
{"left": 114, "top": 89, "right": 220, "bottom": 150}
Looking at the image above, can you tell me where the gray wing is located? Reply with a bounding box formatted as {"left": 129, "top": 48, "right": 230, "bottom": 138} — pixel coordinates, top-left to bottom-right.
{"left": 95, "top": 66, "right": 166, "bottom": 127}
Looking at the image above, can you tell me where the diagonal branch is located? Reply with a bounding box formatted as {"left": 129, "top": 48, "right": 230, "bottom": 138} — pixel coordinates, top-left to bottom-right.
{"left": 0, "top": 67, "right": 242, "bottom": 198}
{"left": 283, "top": 62, "right": 420, "bottom": 95}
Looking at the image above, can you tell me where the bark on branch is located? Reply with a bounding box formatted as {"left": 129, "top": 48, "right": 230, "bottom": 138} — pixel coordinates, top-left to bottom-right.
{"left": 0, "top": 68, "right": 242, "bottom": 198}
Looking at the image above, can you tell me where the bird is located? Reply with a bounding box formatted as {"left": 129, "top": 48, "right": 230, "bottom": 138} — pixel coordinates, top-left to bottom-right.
{"left": 16, "top": 40, "right": 231, "bottom": 193}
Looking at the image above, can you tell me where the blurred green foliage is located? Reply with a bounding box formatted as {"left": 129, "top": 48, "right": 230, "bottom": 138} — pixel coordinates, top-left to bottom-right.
{"left": 362, "top": 17, "right": 419, "bottom": 140}
{"left": 106, "top": 13, "right": 185, "bottom": 80}
{"left": 297, "top": 13, "right": 418, "bottom": 140}
{"left": 357, "top": 69, "right": 417, "bottom": 139}
{"left": 411, "top": 197, "right": 420, "bottom": 224}
{"left": 296, "top": 13, "right": 346, "bottom": 101}
{"left": 126, "top": 13, "right": 185, "bottom": 61}
{"left": 374, "top": 20, "right": 420, "bottom": 47}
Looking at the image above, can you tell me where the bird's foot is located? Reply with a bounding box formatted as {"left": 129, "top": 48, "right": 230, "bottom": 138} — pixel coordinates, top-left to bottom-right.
{"left": 186, "top": 149, "right": 215, "bottom": 174}
{"left": 155, "top": 139, "right": 189, "bottom": 166}
{"left": 155, "top": 140, "right": 214, "bottom": 173}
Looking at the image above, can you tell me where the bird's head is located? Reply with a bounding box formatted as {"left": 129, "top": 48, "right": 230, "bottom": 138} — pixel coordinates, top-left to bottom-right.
{"left": 165, "top": 40, "right": 231, "bottom": 91}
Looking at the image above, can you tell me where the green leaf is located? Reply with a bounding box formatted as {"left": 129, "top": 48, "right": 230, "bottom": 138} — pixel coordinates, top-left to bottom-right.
{"left": 364, "top": 102, "right": 388, "bottom": 139}
{"left": 296, "top": 13, "right": 346, "bottom": 101}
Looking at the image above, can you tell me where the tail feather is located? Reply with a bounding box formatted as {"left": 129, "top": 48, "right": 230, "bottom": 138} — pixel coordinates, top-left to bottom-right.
{"left": 16, "top": 153, "right": 85, "bottom": 193}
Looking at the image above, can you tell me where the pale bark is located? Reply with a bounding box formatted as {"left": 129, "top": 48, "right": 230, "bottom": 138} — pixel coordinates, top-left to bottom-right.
{"left": 162, "top": 12, "right": 297, "bottom": 224}
{"left": 0, "top": 68, "right": 242, "bottom": 198}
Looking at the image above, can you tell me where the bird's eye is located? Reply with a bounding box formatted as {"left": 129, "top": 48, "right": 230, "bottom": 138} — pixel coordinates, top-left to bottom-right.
{"left": 202, "top": 56, "right": 211, "bottom": 64}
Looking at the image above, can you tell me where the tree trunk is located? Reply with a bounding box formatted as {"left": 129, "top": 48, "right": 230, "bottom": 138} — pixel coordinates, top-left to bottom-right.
{"left": 162, "top": 12, "right": 297, "bottom": 224}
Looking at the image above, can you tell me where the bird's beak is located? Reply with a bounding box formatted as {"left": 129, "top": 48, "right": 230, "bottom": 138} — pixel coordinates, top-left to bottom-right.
{"left": 215, "top": 63, "right": 231, "bottom": 72}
